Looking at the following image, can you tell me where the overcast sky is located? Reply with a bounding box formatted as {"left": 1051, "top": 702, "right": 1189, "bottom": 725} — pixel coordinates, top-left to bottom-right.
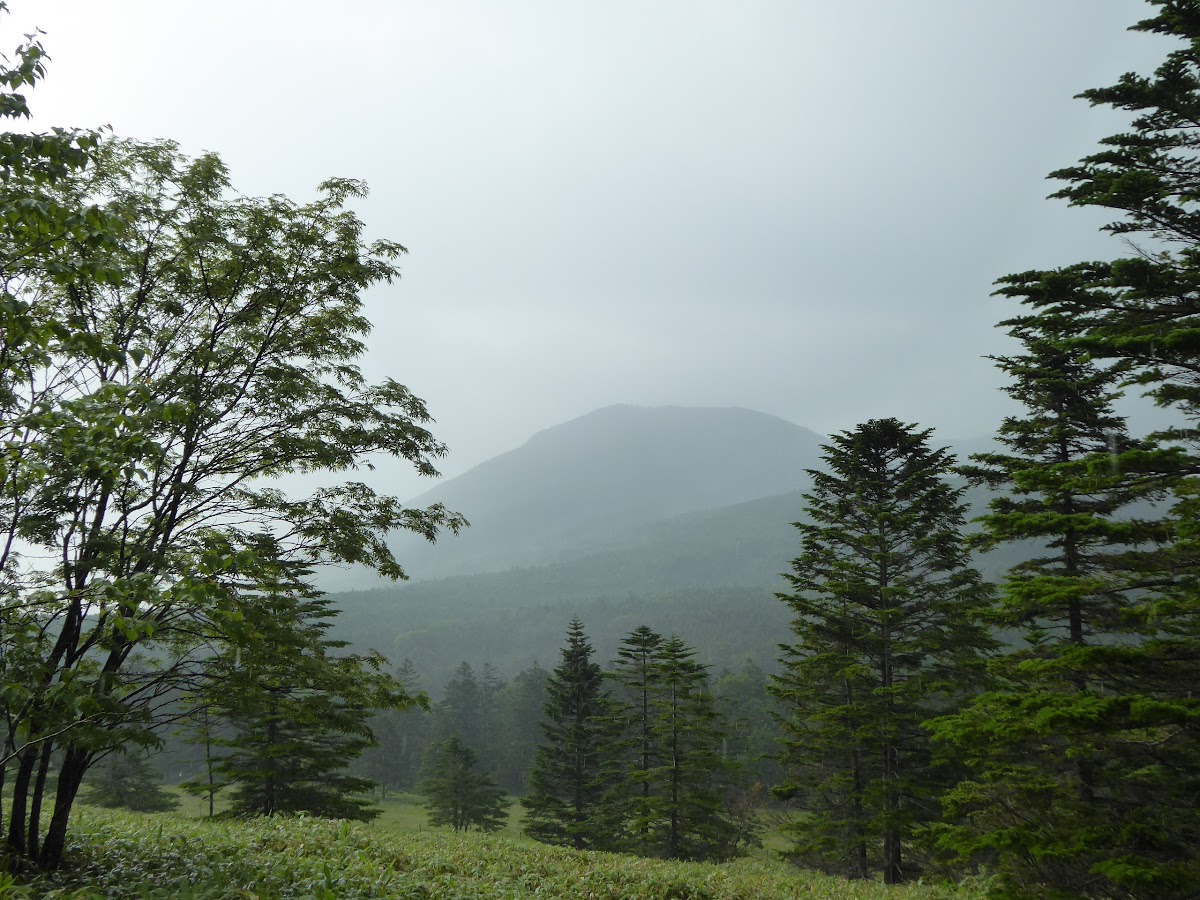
{"left": 21, "top": 1, "right": 1170, "bottom": 498}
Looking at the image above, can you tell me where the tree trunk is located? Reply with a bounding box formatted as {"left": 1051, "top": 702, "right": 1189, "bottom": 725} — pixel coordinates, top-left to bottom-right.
{"left": 26, "top": 740, "right": 55, "bottom": 860}
{"left": 0, "top": 757, "right": 7, "bottom": 832}
{"left": 6, "top": 747, "right": 36, "bottom": 857}
{"left": 39, "top": 743, "right": 89, "bottom": 870}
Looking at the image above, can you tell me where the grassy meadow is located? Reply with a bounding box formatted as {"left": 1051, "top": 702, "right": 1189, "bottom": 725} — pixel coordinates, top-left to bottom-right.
{"left": 0, "top": 801, "right": 992, "bottom": 900}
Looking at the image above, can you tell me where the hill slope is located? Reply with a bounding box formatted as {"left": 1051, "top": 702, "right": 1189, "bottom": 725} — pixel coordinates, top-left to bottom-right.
{"left": 384, "top": 405, "right": 826, "bottom": 580}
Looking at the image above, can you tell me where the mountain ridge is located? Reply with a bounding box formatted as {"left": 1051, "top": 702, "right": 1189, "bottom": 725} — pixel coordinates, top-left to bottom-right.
{"left": 382, "top": 404, "right": 827, "bottom": 581}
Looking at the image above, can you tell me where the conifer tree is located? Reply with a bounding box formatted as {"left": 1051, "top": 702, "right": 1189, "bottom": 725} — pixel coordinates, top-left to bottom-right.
{"left": 770, "top": 419, "right": 994, "bottom": 884}
{"left": 648, "top": 636, "right": 747, "bottom": 861}
{"left": 927, "top": 320, "right": 1171, "bottom": 895}
{"left": 418, "top": 737, "right": 508, "bottom": 832}
{"left": 84, "top": 751, "right": 178, "bottom": 814}
{"left": 351, "top": 659, "right": 431, "bottom": 797}
{"left": 930, "top": 4, "right": 1200, "bottom": 895}
{"left": 494, "top": 662, "right": 549, "bottom": 794}
{"left": 196, "top": 543, "right": 414, "bottom": 821}
{"left": 523, "top": 619, "right": 610, "bottom": 849}
{"left": 602, "top": 625, "right": 665, "bottom": 855}
{"left": 434, "top": 662, "right": 484, "bottom": 750}
{"left": 600, "top": 627, "right": 748, "bottom": 861}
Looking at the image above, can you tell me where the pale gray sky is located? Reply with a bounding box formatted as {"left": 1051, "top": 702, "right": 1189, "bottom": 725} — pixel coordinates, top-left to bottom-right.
{"left": 22, "top": 1, "right": 1169, "bottom": 498}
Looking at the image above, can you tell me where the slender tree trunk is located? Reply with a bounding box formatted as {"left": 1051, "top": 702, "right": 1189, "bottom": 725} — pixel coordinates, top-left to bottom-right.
{"left": 851, "top": 747, "right": 867, "bottom": 879}
{"left": 669, "top": 690, "right": 680, "bottom": 859}
{"left": 846, "top": 674, "right": 868, "bottom": 879}
{"left": 0, "top": 756, "right": 7, "bottom": 830}
{"left": 879, "top": 556, "right": 903, "bottom": 884}
{"left": 264, "top": 709, "right": 279, "bottom": 816}
{"left": 6, "top": 747, "right": 36, "bottom": 857}
{"left": 39, "top": 743, "right": 89, "bottom": 870}
{"left": 573, "top": 737, "right": 586, "bottom": 850}
{"left": 883, "top": 744, "right": 902, "bottom": 884}
{"left": 1062, "top": 503, "right": 1096, "bottom": 803}
{"left": 26, "top": 740, "right": 55, "bottom": 860}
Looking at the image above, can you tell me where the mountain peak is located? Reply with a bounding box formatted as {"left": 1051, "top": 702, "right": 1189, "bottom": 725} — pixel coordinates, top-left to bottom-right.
{"left": 392, "top": 405, "right": 826, "bottom": 580}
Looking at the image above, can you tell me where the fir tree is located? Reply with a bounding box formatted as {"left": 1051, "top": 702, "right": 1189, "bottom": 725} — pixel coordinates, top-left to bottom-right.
{"left": 933, "top": 4, "right": 1200, "bottom": 895}
{"left": 84, "top": 751, "right": 178, "bottom": 814}
{"left": 523, "top": 619, "right": 610, "bottom": 849}
{"left": 602, "top": 625, "right": 665, "bottom": 855}
{"left": 927, "top": 320, "right": 1169, "bottom": 895}
{"left": 494, "top": 662, "right": 549, "bottom": 794}
{"left": 196, "top": 543, "right": 415, "bottom": 821}
{"left": 351, "top": 659, "right": 431, "bottom": 797}
{"left": 648, "top": 636, "right": 748, "bottom": 861}
{"left": 418, "top": 737, "right": 508, "bottom": 832}
{"left": 769, "top": 419, "right": 994, "bottom": 884}
{"left": 601, "top": 627, "right": 749, "bottom": 861}
{"left": 434, "top": 662, "right": 484, "bottom": 750}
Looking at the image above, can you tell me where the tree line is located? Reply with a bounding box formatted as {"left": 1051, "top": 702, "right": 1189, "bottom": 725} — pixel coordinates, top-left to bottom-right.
{"left": 346, "top": 625, "right": 771, "bottom": 863}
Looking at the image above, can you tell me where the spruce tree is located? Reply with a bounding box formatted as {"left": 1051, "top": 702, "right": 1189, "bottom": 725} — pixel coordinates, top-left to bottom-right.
{"left": 195, "top": 543, "right": 414, "bottom": 821}
{"left": 648, "top": 636, "right": 747, "bottom": 861}
{"left": 927, "top": 319, "right": 1170, "bottom": 895}
{"left": 932, "top": 4, "right": 1200, "bottom": 895}
{"left": 601, "top": 627, "right": 748, "bottom": 861}
{"left": 769, "top": 419, "right": 994, "bottom": 884}
{"left": 418, "top": 737, "right": 508, "bottom": 832}
{"left": 434, "top": 662, "right": 484, "bottom": 750}
{"left": 84, "top": 751, "right": 178, "bottom": 814}
{"left": 523, "top": 620, "right": 610, "bottom": 849}
{"left": 494, "top": 662, "right": 549, "bottom": 794}
{"left": 602, "top": 625, "right": 665, "bottom": 855}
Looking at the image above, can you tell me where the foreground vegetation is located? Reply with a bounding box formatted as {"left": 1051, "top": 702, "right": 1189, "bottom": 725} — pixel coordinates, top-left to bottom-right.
{"left": 2, "top": 805, "right": 986, "bottom": 900}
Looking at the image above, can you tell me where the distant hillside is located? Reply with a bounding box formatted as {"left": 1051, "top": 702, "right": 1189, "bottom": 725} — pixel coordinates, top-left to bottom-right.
{"left": 383, "top": 405, "right": 826, "bottom": 580}
{"left": 319, "top": 405, "right": 1027, "bottom": 682}
{"left": 328, "top": 479, "right": 1035, "bottom": 686}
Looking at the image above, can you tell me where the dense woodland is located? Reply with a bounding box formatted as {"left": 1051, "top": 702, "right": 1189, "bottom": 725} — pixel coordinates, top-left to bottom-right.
{"left": 1, "top": 1, "right": 1200, "bottom": 898}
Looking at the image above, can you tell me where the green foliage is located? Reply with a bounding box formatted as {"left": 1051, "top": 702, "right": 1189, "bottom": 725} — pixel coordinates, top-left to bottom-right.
{"left": 185, "top": 543, "right": 418, "bottom": 822}
{"left": 927, "top": 312, "right": 1183, "bottom": 896}
{"left": 925, "top": 4, "right": 1200, "bottom": 896}
{"left": 82, "top": 751, "right": 178, "bottom": 814}
{"left": 522, "top": 618, "right": 610, "bottom": 849}
{"left": 10, "top": 805, "right": 988, "bottom": 899}
{"left": 491, "top": 662, "right": 549, "bottom": 794}
{"left": 349, "top": 659, "right": 432, "bottom": 797}
{"left": 602, "top": 627, "right": 750, "bottom": 862}
{"left": 770, "top": 419, "right": 995, "bottom": 884}
{"left": 711, "top": 660, "right": 783, "bottom": 787}
{"left": 418, "top": 737, "right": 509, "bottom": 833}
{"left": 0, "top": 133, "right": 462, "bottom": 867}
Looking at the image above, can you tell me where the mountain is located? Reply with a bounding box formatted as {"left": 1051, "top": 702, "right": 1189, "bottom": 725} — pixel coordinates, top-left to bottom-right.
{"left": 382, "top": 405, "right": 827, "bottom": 581}
{"left": 321, "top": 406, "right": 1022, "bottom": 684}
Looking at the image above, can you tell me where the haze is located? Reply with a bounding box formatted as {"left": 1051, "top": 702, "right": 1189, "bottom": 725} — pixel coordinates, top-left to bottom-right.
{"left": 23, "top": 1, "right": 1168, "bottom": 498}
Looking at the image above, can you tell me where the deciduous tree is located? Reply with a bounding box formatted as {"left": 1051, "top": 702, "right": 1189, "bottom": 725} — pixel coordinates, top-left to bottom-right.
{"left": 0, "top": 133, "right": 463, "bottom": 868}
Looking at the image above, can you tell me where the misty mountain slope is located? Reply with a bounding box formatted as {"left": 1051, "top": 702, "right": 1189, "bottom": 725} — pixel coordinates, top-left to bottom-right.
{"left": 329, "top": 476, "right": 1036, "bottom": 686}
{"left": 331, "top": 585, "right": 790, "bottom": 689}
{"left": 388, "top": 405, "right": 826, "bottom": 579}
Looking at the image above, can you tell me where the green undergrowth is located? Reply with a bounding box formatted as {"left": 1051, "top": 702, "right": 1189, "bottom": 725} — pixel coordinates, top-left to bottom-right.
{"left": 4, "top": 805, "right": 990, "bottom": 900}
